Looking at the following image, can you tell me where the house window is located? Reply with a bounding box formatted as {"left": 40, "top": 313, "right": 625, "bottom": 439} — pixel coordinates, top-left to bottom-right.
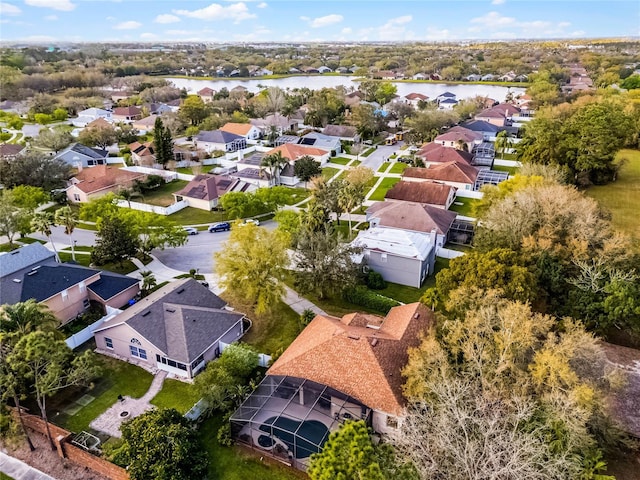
{"left": 105, "top": 337, "right": 113, "bottom": 349}
{"left": 61, "top": 289, "right": 69, "bottom": 301}
{"left": 190, "top": 355, "right": 205, "bottom": 370}
{"left": 73, "top": 194, "right": 81, "bottom": 202}
{"left": 386, "top": 416, "right": 398, "bottom": 429}
{"left": 129, "top": 345, "right": 147, "bottom": 360}
{"left": 380, "top": 253, "right": 387, "bottom": 263}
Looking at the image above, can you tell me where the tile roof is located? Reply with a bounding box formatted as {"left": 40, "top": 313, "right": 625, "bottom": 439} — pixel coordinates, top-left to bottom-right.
{"left": 417, "top": 142, "right": 474, "bottom": 164}
{"left": 198, "top": 87, "right": 215, "bottom": 95}
{"left": 367, "top": 201, "right": 458, "bottom": 235}
{"left": 70, "top": 165, "right": 146, "bottom": 194}
{"left": 220, "top": 123, "right": 254, "bottom": 136}
{"left": 404, "top": 162, "right": 479, "bottom": 184}
{"left": 175, "top": 174, "right": 238, "bottom": 201}
{"left": 385, "top": 180, "right": 456, "bottom": 206}
{"left": 97, "top": 279, "right": 243, "bottom": 364}
{"left": 404, "top": 92, "right": 428, "bottom": 101}
{"left": 266, "top": 143, "right": 328, "bottom": 161}
{"left": 269, "top": 303, "right": 434, "bottom": 415}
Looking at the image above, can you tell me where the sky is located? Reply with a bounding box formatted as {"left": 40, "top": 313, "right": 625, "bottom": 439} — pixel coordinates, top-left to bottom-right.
{"left": 0, "top": 0, "right": 638, "bottom": 44}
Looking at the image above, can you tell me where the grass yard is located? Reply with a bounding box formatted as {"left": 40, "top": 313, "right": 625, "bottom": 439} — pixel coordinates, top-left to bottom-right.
{"left": 141, "top": 180, "right": 189, "bottom": 207}
{"left": 57, "top": 251, "right": 91, "bottom": 267}
{"left": 321, "top": 167, "right": 341, "bottom": 180}
{"left": 16, "top": 237, "right": 45, "bottom": 245}
{"left": 220, "top": 293, "right": 301, "bottom": 355}
{"left": 169, "top": 207, "right": 228, "bottom": 225}
{"left": 330, "top": 157, "right": 351, "bottom": 165}
{"left": 586, "top": 149, "right": 640, "bottom": 249}
{"left": 368, "top": 177, "right": 401, "bottom": 201}
{"left": 51, "top": 355, "right": 153, "bottom": 434}
{"left": 58, "top": 252, "right": 138, "bottom": 275}
{"left": 377, "top": 163, "right": 391, "bottom": 173}
{"left": 199, "top": 415, "right": 305, "bottom": 480}
{"left": 350, "top": 160, "right": 361, "bottom": 167}
{"left": 492, "top": 164, "right": 519, "bottom": 175}
{"left": 361, "top": 147, "right": 375, "bottom": 157}
{"left": 375, "top": 258, "right": 450, "bottom": 303}
{"left": 389, "top": 161, "right": 408, "bottom": 174}
{"left": 449, "top": 197, "right": 479, "bottom": 218}
{"left": 0, "top": 243, "right": 18, "bottom": 252}
{"left": 281, "top": 188, "right": 311, "bottom": 206}
{"left": 150, "top": 379, "right": 202, "bottom": 414}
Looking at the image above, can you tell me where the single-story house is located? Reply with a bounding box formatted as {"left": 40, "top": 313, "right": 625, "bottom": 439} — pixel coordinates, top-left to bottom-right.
{"left": 195, "top": 130, "right": 247, "bottom": 153}
{"left": 322, "top": 124, "right": 360, "bottom": 142}
{"left": 132, "top": 114, "right": 159, "bottom": 133}
{"left": 0, "top": 143, "right": 26, "bottom": 160}
{"left": 197, "top": 87, "right": 216, "bottom": 103}
{"left": 66, "top": 164, "right": 146, "bottom": 203}
{"left": 435, "top": 92, "right": 456, "bottom": 103}
{"left": 433, "top": 126, "right": 484, "bottom": 153}
{"left": 0, "top": 243, "right": 139, "bottom": 325}
{"left": 231, "top": 303, "right": 434, "bottom": 469}
{"left": 412, "top": 73, "right": 427, "bottom": 80}
{"left": 344, "top": 91, "right": 365, "bottom": 107}
{"left": 402, "top": 162, "right": 479, "bottom": 191}
{"left": 128, "top": 141, "right": 156, "bottom": 165}
{"left": 250, "top": 114, "right": 299, "bottom": 136}
{"left": 437, "top": 98, "right": 458, "bottom": 109}
{"left": 384, "top": 180, "right": 457, "bottom": 209}
{"left": 403, "top": 92, "right": 429, "bottom": 108}
{"left": 266, "top": 143, "right": 331, "bottom": 165}
{"left": 352, "top": 227, "right": 437, "bottom": 288}
{"left": 147, "top": 103, "right": 175, "bottom": 115}
{"left": 72, "top": 107, "right": 112, "bottom": 127}
{"left": 112, "top": 106, "right": 143, "bottom": 122}
{"left": 461, "top": 119, "right": 502, "bottom": 140}
{"left": 173, "top": 174, "right": 253, "bottom": 210}
{"left": 94, "top": 279, "right": 246, "bottom": 379}
{"left": 220, "top": 122, "right": 262, "bottom": 140}
{"left": 298, "top": 132, "right": 341, "bottom": 155}
{"left": 366, "top": 201, "right": 458, "bottom": 247}
{"left": 416, "top": 142, "right": 475, "bottom": 165}
{"left": 231, "top": 168, "right": 272, "bottom": 188}
{"left": 54, "top": 143, "right": 109, "bottom": 168}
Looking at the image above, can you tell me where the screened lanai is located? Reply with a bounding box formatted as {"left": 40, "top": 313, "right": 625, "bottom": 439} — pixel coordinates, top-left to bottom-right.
{"left": 231, "top": 375, "right": 371, "bottom": 470}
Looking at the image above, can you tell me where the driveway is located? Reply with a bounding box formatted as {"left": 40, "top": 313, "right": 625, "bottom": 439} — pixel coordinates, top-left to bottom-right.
{"left": 358, "top": 141, "right": 405, "bottom": 172}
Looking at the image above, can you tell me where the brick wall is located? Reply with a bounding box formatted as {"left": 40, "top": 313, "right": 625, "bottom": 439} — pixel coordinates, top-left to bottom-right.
{"left": 12, "top": 410, "right": 129, "bottom": 480}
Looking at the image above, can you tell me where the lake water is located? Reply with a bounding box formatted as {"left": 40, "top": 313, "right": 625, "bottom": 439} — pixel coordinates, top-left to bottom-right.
{"left": 166, "top": 76, "right": 525, "bottom": 102}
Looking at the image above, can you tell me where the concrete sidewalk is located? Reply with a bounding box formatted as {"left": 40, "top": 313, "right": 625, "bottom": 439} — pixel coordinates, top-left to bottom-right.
{"left": 283, "top": 285, "right": 327, "bottom": 316}
{"left": 129, "top": 254, "right": 188, "bottom": 284}
{"left": 0, "top": 451, "right": 56, "bottom": 480}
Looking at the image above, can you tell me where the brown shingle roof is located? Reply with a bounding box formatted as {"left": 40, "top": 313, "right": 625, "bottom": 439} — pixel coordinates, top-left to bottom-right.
{"left": 404, "top": 162, "right": 478, "bottom": 185}
{"left": 0, "top": 143, "right": 25, "bottom": 157}
{"left": 323, "top": 124, "right": 358, "bottom": 138}
{"left": 175, "top": 174, "right": 238, "bottom": 201}
{"left": 417, "top": 142, "right": 474, "bottom": 164}
{"left": 268, "top": 303, "right": 433, "bottom": 415}
{"left": 367, "top": 201, "right": 458, "bottom": 235}
{"left": 434, "top": 126, "right": 483, "bottom": 144}
{"left": 85, "top": 118, "right": 112, "bottom": 129}
{"left": 71, "top": 165, "right": 145, "bottom": 194}
{"left": 385, "top": 180, "right": 456, "bottom": 206}
{"left": 113, "top": 106, "right": 141, "bottom": 116}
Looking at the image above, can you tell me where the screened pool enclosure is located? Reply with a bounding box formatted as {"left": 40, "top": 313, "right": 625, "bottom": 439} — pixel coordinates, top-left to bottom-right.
{"left": 230, "top": 375, "right": 371, "bottom": 469}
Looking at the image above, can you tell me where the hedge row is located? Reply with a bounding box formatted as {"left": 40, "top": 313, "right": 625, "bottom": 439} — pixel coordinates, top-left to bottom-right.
{"left": 342, "top": 286, "right": 400, "bottom": 314}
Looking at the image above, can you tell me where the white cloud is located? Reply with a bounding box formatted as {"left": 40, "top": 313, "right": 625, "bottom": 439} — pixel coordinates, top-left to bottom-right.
{"left": 44, "top": 14, "right": 57, "bottom": 20}
{"left": 299, "top": 16, "right": 309, "bottom": 21}
{"left": 341, "top": 27, "right": 352, "bottom": 34}
{"left": 469, "top": 12, "right": 575, "bottom": 39}
{"left": 165, "top": 29, "right": 192, "bottom": 36}
{"left": 140, "top": 32, "right": 158, "bottom": 40}
{"left": 257, "top": 2, "right": 267, "bottom": 8}
{"left": 24, "top": 0, "right": 75, "bottom": 11}
{"left": 233, "top": 26, "right": 271, "bottom": 41}
{"left": 173, "top": 3, "right": 256, "bottom": 23}
{"left": 377, "top": 15, "right": 413, "bottom": 40}
{"left": 113, "top": 20, "right": 142, "bottom": 30}
{"left": 308, "top": 14, "right": 343, "bottom": 28}
{"left": 470, "top": 11, "right": 515, "bottom": 27}
{"left": 154, "top": 14, "right": 180, "bottom": 24}
{"left": 0, "top": 2, "right": 21, "bottom": 15}
{"left": 491, "top": 0, "right": 506, "bottom": 5}
{"left": 21, "top": 34, "right": 56, "bottom": 41}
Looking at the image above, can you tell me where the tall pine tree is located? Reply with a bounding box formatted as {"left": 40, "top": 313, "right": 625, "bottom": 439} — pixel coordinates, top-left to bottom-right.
{"left": 153, "top": 117, "right": 173, "bottom": 167}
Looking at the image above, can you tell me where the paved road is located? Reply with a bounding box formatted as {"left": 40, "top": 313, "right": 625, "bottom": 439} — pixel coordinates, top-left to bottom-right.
{"left": 359, "top": 141, "right": 405, "bottom": 172}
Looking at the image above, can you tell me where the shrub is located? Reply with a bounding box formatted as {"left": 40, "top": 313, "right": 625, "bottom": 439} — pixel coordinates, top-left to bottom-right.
{"left": 342, "top": 286, "right": 400, "bottom": 313}
{"left": 365, "top": 270, "right": 386, "bottom": 290}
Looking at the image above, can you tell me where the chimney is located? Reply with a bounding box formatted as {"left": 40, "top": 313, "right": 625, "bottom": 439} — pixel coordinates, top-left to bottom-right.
{"left": 430, "top": 228, "right": 437, "bottom": 245}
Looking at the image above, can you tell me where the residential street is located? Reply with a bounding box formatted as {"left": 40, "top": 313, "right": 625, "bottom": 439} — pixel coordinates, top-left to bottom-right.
{"left": 358, "top": 141, "right": 405, "bottom": 171}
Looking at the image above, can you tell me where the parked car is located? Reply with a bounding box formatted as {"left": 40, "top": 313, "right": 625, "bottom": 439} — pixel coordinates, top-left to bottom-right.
{"left": 241, "top": 219, "right": 260, "bottom": 226}
{"left": 208, "top": 222, "right": 231, "bottom": 233}
{"left": 184, "top": 227, "right": 199, "bottom": 235}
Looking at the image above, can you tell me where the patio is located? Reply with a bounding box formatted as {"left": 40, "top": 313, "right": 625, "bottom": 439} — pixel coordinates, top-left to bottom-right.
{"left": 231, "top": 375, "right": 370, "bottom": 469}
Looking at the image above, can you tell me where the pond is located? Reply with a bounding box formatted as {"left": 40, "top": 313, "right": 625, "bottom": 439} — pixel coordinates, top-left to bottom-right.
{"left": 166, "top": 76, "right": 525, "bottom": 102}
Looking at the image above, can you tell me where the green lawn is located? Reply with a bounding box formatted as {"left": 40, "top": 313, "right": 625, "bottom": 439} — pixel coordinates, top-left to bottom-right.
{"left": 377, "top": 163, "right": 391, "bottom": 173}
{"left": 57, "top": 251, "right": 138, "bottom": 274}
{"left": 57, "top": 251, "right": 91, "bottom": 267}
{"left": 586, "top": 149, "right": 640, "bottom": 249}
{"left": 141, "top": 180, "right": 189, "bottom": 207}
{"left": 16, "top": 237, "right": 45, "bottom": 245}
{"left": 492, "top": 164, "right": 519, "bottom": 175}
{"left": 375, "top": 258, "right": 450, "bottom": 303}
{"left": 361, "top": 147, "right": 375, "bottom": 157}
{"left": 170, "top": 207, "right": 229, "bottom": 225}
{"left": 389, "top": 161, "right": 408, "bottom": 174}
{"left": 321, "top": 167, "right": 341, "bottom": 180}
{"left": 221, "top": 293, "right": 301, "bottom": 356}
{"left": 350, "top": 160, "right": 361, "bottom": 167}
{"left": 330, "top": 157, "right": 351, "bottom": 165}
{"left": 0, "top": 243, "right": 18, "bottom": 252}
{"left": 281, "top": 188, "right": 311, "bottom": 206}
{"left": 199, "top": 415, "right": 304, "bottom": 480}
{"left": 150, "top": 379, "right": 202, "bottom": 414}
{"left": 368, "top": 177, "right": 401, "bottom": 201}
{"left": 52, "top": 355, "right": 153, "bottom": 434}
{"left": 0, "top": 472, "right": 15, "bottom": 480}
{"left": 449, "top": 197, "right": 479, "bottom": 217}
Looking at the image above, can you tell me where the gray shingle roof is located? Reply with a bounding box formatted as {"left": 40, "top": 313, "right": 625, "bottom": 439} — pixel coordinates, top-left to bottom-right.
{"left": 87, "top": 271, "right": 140, "bottom": 301}
{"left": 0, "top": 243, "right": 55, "bottom": 278}
{"left": 196, "top": 130, "right": 244, "bottom": 144}
{"left": 19, "top": 265, "right": 98, "bottom": 302}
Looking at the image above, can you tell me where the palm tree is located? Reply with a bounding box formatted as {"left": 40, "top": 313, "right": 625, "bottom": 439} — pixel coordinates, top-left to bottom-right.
{"left": 261, "top": 151, "right": 287, "bottom": 186}
{"left": 117, "top": 188, "right": 134, "bottom": 209}
{"left": 140, "top": 271, "right": 157, "bottom": 296}
{"left": 338, "top": 184, "right": 358, "bottom": 239}
{"left": 495, "top": 130, "right": 514, "bottom": 160}
{"left": 54, "top": 206, "right": 78, "bottom": 262}
{"left": 31, "top": 212, "right": 59, "bottom": 263}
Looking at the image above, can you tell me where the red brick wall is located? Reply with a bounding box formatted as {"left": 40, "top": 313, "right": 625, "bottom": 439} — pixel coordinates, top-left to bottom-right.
{"left": 12, "top": 410, "right": 129, "bottom": 480}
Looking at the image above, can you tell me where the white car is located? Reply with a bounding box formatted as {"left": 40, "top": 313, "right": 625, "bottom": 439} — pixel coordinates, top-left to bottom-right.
{"left": 243, "top": 219, "right": 260, "bottom": 226}
{"left": 183, "top": 227, "right": 199, "bottom": 235}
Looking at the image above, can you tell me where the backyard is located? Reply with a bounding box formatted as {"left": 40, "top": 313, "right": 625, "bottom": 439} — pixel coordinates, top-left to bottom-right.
{"left": 140, "top": 179, "right": 189, "bottom": 207}
{"left": 586, "top": 149, "right": 640, "bottom": 250}
{"left": 449, "top": 196, "right": 479, "bottom": 218}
